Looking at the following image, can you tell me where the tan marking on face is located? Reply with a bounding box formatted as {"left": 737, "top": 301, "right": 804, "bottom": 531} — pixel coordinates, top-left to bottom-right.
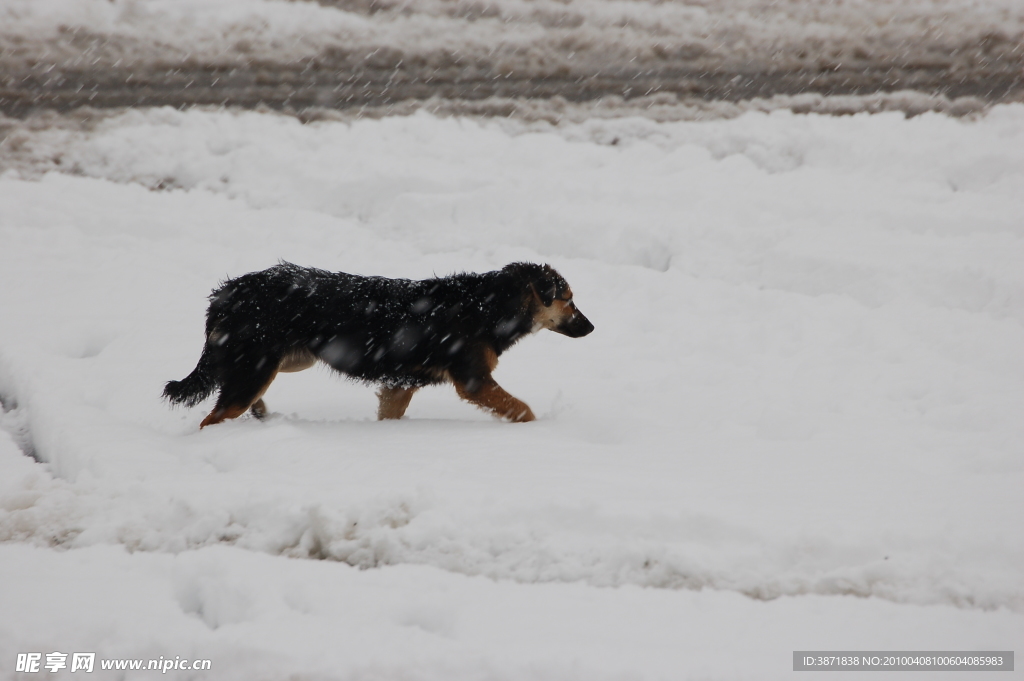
{"left": 532, "top": 297, "right": 577, "bottom": 331}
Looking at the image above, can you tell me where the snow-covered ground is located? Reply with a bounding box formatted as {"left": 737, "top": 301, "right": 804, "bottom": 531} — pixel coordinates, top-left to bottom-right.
{"left": 3, "top": 0, "right": 1022, "bottom": 114}
{"left": 4, "top": 0, "right": 1022, "bottom": 75}
{"left": 1, "top": 105, "right": 1023, "bottom": 679}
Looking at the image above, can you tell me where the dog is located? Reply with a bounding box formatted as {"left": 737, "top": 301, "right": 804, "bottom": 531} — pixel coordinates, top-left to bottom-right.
{"left": 164, "top": 262, "right": 593, "bottom": 428}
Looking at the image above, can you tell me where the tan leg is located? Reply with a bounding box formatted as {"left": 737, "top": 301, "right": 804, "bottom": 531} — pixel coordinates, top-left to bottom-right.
{"left": 200, "top": 404, "right": 250, "bottom": 428}
{"left": 246, "top": 352, "right": 314, "bottom": 421}
{"left": 200, "top": 370, "right": 278, "bottom": 429}
{"left": 454, "top": 376, "right": 535, "bottom": 423}
{"left": 377, "top": 386, "right": 419, "bottom": 420}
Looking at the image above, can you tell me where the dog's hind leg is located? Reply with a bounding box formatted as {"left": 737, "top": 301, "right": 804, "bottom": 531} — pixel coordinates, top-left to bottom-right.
{"left": 200, "top": 359, "right": 279, "bottom": 429}
{"left": 249, "top": 399, "right": 268, "bottom": 420}
{"left": 453, "top": 376, "right": 535, "bottom": 423}
{"left": 200, "top": 403, "right": 251, "bottom": 428}
{"left": 376, "top": 386, "right": 418, "bottom": 420}
{"left": 243, "top": 349, "right": 316, "bottom": 422}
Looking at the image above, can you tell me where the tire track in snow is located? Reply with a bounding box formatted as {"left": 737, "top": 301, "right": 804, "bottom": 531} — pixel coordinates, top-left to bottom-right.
{"left": 1, "top": 435, "right": 1019, "bottom": 614}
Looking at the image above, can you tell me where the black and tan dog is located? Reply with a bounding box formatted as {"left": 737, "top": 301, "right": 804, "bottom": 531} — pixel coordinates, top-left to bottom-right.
{"left": 164, "top": 262, "right": 593, "bottom": 428}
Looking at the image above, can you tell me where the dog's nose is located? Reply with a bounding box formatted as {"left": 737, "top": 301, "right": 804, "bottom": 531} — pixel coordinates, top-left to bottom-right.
{"left": 569, "top": 313, "right": 594, "bottom": 337}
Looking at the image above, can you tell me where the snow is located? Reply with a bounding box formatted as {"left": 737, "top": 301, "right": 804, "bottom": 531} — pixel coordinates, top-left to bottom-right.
{"left": 2, "top": 0, "right": 1022, "bottom": 120}
{"left": 3, "top": 0, "right": 1022, "bottom": 75}
{"left": 1, "top": 105, "right": 1023, "bottom": 679}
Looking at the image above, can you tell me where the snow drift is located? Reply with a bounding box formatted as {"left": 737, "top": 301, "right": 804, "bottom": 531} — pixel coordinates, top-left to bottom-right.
{"left": 1, "top": 105, "right": 1022, "bottom": 679}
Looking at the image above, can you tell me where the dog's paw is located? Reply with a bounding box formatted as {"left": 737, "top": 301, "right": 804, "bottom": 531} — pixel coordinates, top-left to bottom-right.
{"left": 510, "top": 406, "right": 536, "bottom": 423}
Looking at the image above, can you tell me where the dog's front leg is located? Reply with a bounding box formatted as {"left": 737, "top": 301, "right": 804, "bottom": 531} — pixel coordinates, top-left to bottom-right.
{"left": 377, "top": 386, "right": 418, "bottom": 420}
{"left": 454, "top": 376, "right": 536, "bottom": 423}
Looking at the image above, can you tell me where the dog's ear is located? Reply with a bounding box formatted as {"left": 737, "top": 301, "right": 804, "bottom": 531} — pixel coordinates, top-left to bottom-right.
{"left": 503, "top": 262, "right": 561, "bottom": 307}
{"left": 535, "top": 265, "right": 561, "bottom": 306}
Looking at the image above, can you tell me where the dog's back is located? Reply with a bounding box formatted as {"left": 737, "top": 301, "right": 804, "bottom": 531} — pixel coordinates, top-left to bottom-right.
{"left": 204, "top": 263, "right": 536, "bottom": 386}
{"left": 166, "top": 262, "right": 593, "bottom": 427}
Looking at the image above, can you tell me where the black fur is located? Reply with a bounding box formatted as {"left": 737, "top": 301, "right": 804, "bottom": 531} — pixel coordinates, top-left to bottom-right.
{"left": 164, "top": 262, "right": 593, "bottom": 423}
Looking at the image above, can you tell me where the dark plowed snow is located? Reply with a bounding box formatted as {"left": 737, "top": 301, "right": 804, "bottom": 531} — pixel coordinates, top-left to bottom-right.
{"left": 2, "top": 61, "right": 1021, "bottom": 117}
{"left": 3, "top": 0, "right": 1023, "bottom": 118}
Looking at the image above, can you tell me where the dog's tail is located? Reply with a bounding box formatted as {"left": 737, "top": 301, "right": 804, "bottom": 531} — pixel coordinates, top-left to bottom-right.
{"left": 163, "top": 346, "right": 218, "bottom": 407}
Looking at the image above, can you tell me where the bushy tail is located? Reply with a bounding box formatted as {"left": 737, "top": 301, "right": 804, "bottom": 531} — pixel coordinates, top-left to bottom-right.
{"left": 163, "top": 348, "right": 218, "bottom": 407}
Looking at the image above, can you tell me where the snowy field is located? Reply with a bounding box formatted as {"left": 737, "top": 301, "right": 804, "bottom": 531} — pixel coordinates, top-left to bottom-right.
{"left": 1, "top": 104, "right": 1024, "bottom": 679}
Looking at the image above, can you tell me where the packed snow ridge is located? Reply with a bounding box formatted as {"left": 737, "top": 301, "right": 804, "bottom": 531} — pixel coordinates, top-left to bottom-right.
{"left": 4, "top": 0, "right": 1021, "bottom": 74}
{"left": 1, "top": 0, "right": 1022, "bottom": 113}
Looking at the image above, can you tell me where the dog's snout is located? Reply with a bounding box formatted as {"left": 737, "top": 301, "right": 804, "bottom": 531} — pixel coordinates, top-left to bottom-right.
{"left": 559, "top": 309, "right": 594, "bottom": 338}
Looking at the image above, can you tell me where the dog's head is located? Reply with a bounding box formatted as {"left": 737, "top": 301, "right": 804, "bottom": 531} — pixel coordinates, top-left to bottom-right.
{"left": 504, "top": 263, "right": 594, "bottom": 338}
